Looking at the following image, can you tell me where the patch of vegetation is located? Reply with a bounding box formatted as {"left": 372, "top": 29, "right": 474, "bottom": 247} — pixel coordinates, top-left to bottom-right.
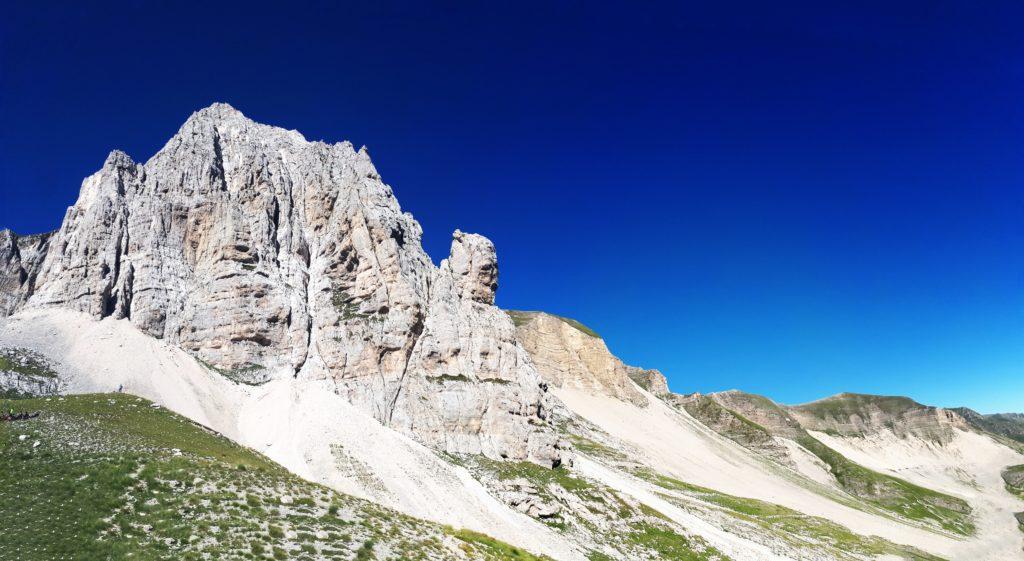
{"left": 677, "top": 392, "right": 974, "bottom": 536}
{"left": 794, "top": 393, "right": 925, "bottom": 422}
{"left": 506, "top": 310, "right": 600, "bottom": 338}
{"left": 796, "top": 435, "right": 974, "bottom": 536}
{"left": 1, "top": 388, "right": 31, "bottom": 399}
{"left": 194, "top": 357, "right": 269, "bottom": 386}
{"left": 425, "top": 373, "right": 471, "bottom": 383}
{"left": 566, "top": 433, "right": 629, "bottom": 463}
{"left": 626, "top": 521, "right": 719, "bottom": 561}
{"left": 0, "top": 347, "right": 57, "bottom": 379}
{"left": 475, "top": 456, "right": 598, "bottom": 496}
{"left": 634, "top": 469, "right": 946, "bottom": 561}
{"left": 458, "top": 455, "right": 730, "bottom": 560}
{"left": 677, "top": 395, "right": 776, "bottom": 447}
{"left": 447, "top": 528, "right": 552, "bottom": 560}
{"left": 1003, "top": 464, "right": 1024, "bottom": 499}
{"left": 0, "top": 393, "right": 547, "bottom": 560}
{"left": 633, "top": 468, "right": 791, "bottom": 517}
{"left": 332, "top": 287, "right": 376, "bottom": 322}
{"left": 506, "top": 310, "right": 537, "bottom": 328}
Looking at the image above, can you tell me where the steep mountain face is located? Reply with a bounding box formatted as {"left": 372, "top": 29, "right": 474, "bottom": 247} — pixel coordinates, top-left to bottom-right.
{"left": 790, "top": 393, "right": 968, "bottom": 443}
{"left": 5, "top": 104, "right": 559, "bottom": 465}
{"left": 0, "top": 229, "right": 52, "bottom": 316}
{"left": 509, "top": 310, "right": 661, "bottom": 406}
{"left": 667, "top": 391, "right": 800, "bottom": 466}
{"left": 705, "top": 390, "right": 805, "bottom": 438}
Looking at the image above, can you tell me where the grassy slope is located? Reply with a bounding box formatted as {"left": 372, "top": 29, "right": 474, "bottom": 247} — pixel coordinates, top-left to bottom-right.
{"left": 677, "top": 395, "right": 777, "bottom": 447}
{"left": 795, "top": 394, "right": 924, "bottom": 421}
{"left": 793, "top": 435, "right": 974, "bottom": 535}
{"left": 0, "top": 393, "right": 550, "bottom": 561}
{"left": 506, "top": 311, "right": 600, "bottom": 338}
{"left": 679, "top": 393, "right": 975, "bottom": 536}
{"left": 630, "top": 468, "right": 945, "bottom": 561}
{"left": 556, "top": 419, "right": 947, "bottom": 560}
{"left": 453, "top": 455, "right": 729, "bottom": 561}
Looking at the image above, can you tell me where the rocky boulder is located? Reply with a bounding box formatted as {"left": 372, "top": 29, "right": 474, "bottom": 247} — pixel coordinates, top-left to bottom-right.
{"left": 626, "top": 367, "right": 669, "bottom": 396}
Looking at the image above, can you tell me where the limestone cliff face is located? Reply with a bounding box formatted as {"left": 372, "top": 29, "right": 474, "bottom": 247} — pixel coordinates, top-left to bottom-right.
{"left": 788, "top": 393, "right": 967, "bottom": 443}
{"left": 626, "top": 367, "right": 669, "bottom": 396}
{"left": 710, "top": 390, "right": 805, "bottom": 439}
{"left": 0, "top": 229, "right": 52, "bottom": 316}
{"left": 9, "top": 103, "right": 560, "bottom": 465}
{"left": 669, "top": 391, "right": 798, "bottom": 467}
{"left": 510, "top": 311, "right": 651, "bottom": 406}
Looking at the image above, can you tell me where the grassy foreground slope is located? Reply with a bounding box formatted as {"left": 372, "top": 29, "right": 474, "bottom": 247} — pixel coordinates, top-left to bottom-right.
{"left": 0, "top": 393, "right": 549, "bottom": 561}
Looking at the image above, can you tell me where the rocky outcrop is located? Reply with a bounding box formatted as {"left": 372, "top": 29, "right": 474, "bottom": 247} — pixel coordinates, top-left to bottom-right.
{"left": 711, "top": 390, "right": 805, "bottom": 438}
{"left": 789, "top": 393, "right": 967, "bottom": 443}
{"left": 0, "top": 229, "right": 52, "bottom": 316}
{"left": 669, "top": 391, "right": 796, "bottom": 467}
{"left": 0, "top": 347, "right": 62, "bottom": 396}
{"left": 510, "top": 311, "right": 648, "bottom": 406}
{"left": 626, "top": 367, "right": 669, "bottom": 396}
{"left": 495, "top": 478, "right": 562, "bottom": 519}
{"left": 6, "top": 103, "right": 559, "bottom": 465}
{"left": 1004, "top": 466, "right": 1024, "bottom": 496}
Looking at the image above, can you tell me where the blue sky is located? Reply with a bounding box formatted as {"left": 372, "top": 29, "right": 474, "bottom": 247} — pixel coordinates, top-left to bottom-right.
{"left": 1, "top": 2, "right": 1021, "bottom": 412}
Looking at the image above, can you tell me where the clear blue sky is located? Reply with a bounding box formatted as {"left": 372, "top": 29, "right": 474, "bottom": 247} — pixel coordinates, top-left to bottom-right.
{"left": 1, "top": 2, "right": 1021, "bottom": 412}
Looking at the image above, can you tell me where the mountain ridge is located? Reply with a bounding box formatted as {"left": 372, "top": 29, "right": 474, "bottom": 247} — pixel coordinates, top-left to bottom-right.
{"left": 2, "top": 103, "right": 1022, "bottom": 560}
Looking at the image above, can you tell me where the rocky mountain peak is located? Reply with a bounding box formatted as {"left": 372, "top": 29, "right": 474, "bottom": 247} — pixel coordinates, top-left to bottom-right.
{"left": 103, "top": 149, "right": 136, "bottom": 169}
{"left": 190, "top": 101, "right": 245, "bottom": 121}
{"left": 2, "top": 103, "right": 561, "bottom": 466}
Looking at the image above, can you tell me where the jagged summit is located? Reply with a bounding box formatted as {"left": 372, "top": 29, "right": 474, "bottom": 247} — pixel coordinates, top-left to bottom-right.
{"left": 102, "top": 148, "right": 136, "bottom": 168}
{"left": 1, "top": 103, "right": 561, "bottom": 466}
{"left": 191, "top": 101, "right": 245, "bottom": 120}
